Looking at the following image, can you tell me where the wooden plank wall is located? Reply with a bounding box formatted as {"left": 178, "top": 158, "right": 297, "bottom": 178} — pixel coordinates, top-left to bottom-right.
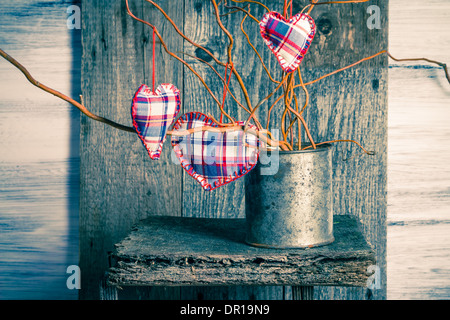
{"left": 80, "top": 0, "right": 183, "bottom": 299}
{"left": 80, "top": 0, "right": 387, "bottom": 300}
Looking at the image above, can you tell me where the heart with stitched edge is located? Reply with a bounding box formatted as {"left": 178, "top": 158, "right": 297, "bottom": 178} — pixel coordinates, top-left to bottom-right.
{"left": 131, "top": 83, "right": 181, "bottom": 160}
{"left": 171, "top": 112, "right": 261, "bottom": 191}
{"left": 260, "top": 11, "right": 316, "bottom": 73}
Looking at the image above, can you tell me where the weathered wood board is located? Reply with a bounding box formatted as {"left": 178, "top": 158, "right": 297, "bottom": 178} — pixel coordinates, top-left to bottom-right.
{"left": 79, "top": 0, "right": 184, "bottom": 299}
{"left": 105, "top": 215, "right": 375, "bottom": 289}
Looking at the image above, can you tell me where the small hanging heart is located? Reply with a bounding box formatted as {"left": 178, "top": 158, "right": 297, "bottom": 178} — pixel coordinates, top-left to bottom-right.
{"left": 260, "top": 11, "right": 316, "bottom": 73}
{"left": 131, "top": 83, "right": 181, "bottom": 160}
{"left": 171, "top": 112, "right": 260, "bottom": 191}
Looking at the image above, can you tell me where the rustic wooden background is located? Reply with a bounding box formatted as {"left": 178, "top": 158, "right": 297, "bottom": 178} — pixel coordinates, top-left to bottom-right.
{"left": 3, "top": 0, "right": 450, "bottom": 301}
{"left": 79, "top": 0, "right": 387, "bottom": 300}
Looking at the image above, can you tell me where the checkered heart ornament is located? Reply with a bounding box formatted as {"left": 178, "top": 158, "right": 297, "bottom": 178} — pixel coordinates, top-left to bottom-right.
{"left": 171, "top": 112, "right": 261, "bottom": 191}
{"left": 131, "top": 83, "right": 181, "bottom": 160}
{"left": 260, "top": 11, "right": 316, "bottom": 73}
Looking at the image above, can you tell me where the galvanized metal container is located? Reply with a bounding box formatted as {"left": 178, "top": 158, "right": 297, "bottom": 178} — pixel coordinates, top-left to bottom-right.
{"left": 245, "top": 144, "right": 334, "bottom": 249}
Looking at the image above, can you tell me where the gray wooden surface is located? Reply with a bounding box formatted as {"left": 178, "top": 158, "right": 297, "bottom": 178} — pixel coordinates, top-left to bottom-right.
{"left": 79, "top": 0, "right": 183, "bottom": 299}
{"left": 79, "top": 0, "right": 387, "bottom": 300}
{"left": 305, "top": 0, "right": 388, "bottom": 298}
{"left": 106, "top": 215, "right": 375, "bottom": 288}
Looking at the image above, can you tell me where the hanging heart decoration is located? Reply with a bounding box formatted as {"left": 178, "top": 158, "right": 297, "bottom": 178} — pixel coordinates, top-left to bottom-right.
{"left": 171, "top": 112, "right": 260, "bottom": 191}
{"left": 260, "top": 11, "right": 316, "bottom": 73}
{"left": 131, "top": 83, "right": 181, "bottom": 160}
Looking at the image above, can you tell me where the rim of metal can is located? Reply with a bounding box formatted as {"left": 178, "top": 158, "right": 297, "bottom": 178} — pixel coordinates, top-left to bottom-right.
{"left": 245, "top": 236, "right": 335, "bottom": 250}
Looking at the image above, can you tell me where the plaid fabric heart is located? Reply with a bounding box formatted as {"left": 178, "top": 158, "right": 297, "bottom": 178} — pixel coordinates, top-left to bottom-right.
{"left": 171, "top": 112, "right": 260, "bottom": 191}
{"left": 260, "top": 11, "right": 316, "bottom": 73}
{"left": 131, "top": 83, "right": 181, "bottom": 160}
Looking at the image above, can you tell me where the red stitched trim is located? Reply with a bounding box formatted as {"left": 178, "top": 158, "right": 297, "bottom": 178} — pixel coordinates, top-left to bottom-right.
{"left": 131, "top": 83, "right": 181, "bottom": 160}
{"left": 260, "top": 11, "right": 316, "bottom": 73}
{"left": 171, "top": 111, "right": 260, "bottom": 191}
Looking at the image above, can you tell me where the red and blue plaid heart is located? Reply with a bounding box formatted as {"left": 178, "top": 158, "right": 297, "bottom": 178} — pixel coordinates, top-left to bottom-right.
{"left": 260, "top": 11, "right": 316, "bottom": 73}
{"left": 171, "top": 112, "right": 260, "bottom": 191}
{"left": 131, "top": 83, "right": 181, "bottom": 160}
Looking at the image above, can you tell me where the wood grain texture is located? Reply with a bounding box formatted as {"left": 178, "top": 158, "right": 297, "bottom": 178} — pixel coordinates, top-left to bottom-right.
{"left": 79, "top": 0, "right": 182, "bottom": 299}
{"left": 105, "top": 215, "right": 375, "bottom": 288}
{"left": 292, "top": 286, "right": 314, "bottom": 300}
{"left": 299, "top": 0, "right": 388, "bottom": 300}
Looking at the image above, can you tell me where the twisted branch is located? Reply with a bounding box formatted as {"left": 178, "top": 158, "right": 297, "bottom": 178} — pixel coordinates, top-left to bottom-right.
{"left": 387, "top": 52, "right": 450, "bottom": 84}
{"left": 0, "top": 48, "right": 136, "bottom": 133}
{"left": 2, "top": 0, "right": 448, "bottom": 155}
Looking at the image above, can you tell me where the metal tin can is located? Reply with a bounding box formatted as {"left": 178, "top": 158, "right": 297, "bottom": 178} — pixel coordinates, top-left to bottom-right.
{"left": 245, "top": 144, "right": 334, "bottom": 249}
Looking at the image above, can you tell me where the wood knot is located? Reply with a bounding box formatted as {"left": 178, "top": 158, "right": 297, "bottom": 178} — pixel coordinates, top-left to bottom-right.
{"left": 317, "top": 18, "right": 333, "bottom": 36}
{"left": 194, "top": 2, "right": 202, "bottom": 13}
{"left": 195, "top": 47, "right": 214, "bottom": 63}
{"left": 372, "top": 79, "right": 379, "bottom": 91}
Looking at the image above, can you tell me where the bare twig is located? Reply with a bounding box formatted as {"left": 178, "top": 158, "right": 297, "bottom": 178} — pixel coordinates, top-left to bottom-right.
{"left": 309, "top": 0, "right": 371, "bottom": 5}
{"left": 303, "top": 139, "right": 375, "bottom": 156}
{"left": 231, "top": 0, "right": 270, "bottom": 12}
{"left": 145, "top": 0, "right": 224, "bottom": 67}
{"left": 0, "top": 46, "right": 291, "bottom": 149}
{"left": 240, "top": 12, "right": 280, "bottom": 84}
{"left": 299, "top": 50, "right": 387, "bottom": 87}
{"left": 281, "top": 73, "right": 295, "bottom": 148}
{"left": 297, "top": 50, "right": 450, "bottom": 88}
{"left": 0, "top": 48, "right": 136, "bottom": 133}
{"left": 3, "top": 0, "right": 447, "bottom": 156}
{"left": 266, "top": 94, "right": 284, "bottom": 131}
{"left": 297, "top": 68, "right": 309, "bottom": 115}
{"left": 126, "top": 0, "right": 239, "bottom": 123}
{"left": 225, "top": 4, "right": 260, "bottom": 23}
{"left": 211, "top": 0, "right": 259, "bottom": 128}
{"left": 244, "top": 74, "right": 290, "bottom": 132}
{"left": 287, "top": 107, "right": 316, "bottom": 150}
{"left": 282, "top": 73, "right": 316, "bottom": 149}
{"left": 387, "top": 52, "right": 450, "bottom": 85}
{"left": 211, "top": 0, "right": 234, "bottom": 64}
{"left": 180, "top": 52, "right": 251, "bottom": 115}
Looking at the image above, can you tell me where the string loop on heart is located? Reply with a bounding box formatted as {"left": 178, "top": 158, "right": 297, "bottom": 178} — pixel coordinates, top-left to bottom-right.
{"left": 152, "top": 27, "right": 156, "bottom": 92}
{"left": 125, "top": 0, "right": 158, "bottom": 93}
{"left": 283, "top": 0, "right": 293, "bottom": 19}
